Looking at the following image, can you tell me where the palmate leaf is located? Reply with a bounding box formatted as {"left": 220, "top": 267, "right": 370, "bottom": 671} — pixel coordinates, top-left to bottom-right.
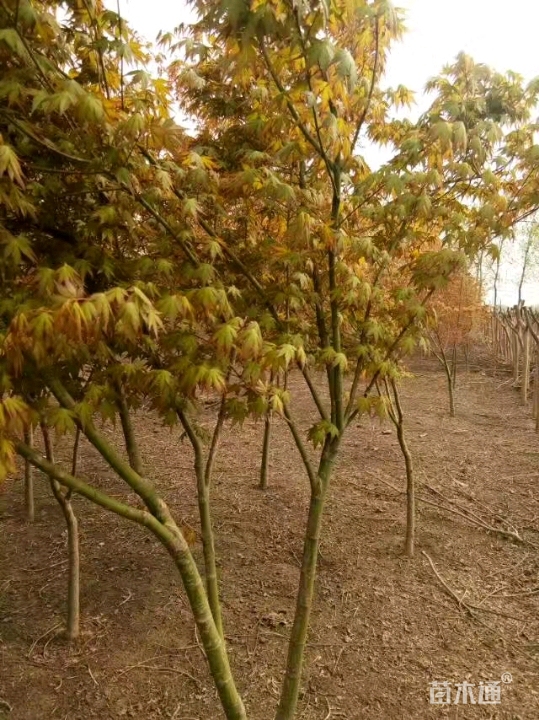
{"left": 332, "top": 48, "right": 357, "bottom": 91}
{"left": 151, "top": 370, "right": 175, "bottom": 394}
{"left": 275, "top": 343, "right": 296, "bottom": 367}
{"left": 0, "top": 436, "right": 16, "bottom": 482}
{"left": 78, "top": 93, "right": 105, "bottom": 123}
{"left": 307, "top": 39, "right": 335, "bottom": 71}
{"left": 0, "top": 397, "right": 30, "bottom": 444}
{"left": 0, "top": 143, "right": 24, "bottom": 186}
{"left": 412, "top": 249, "right": 465, "bottom": 290}
{"left": 307, "top": 420, "right": 339, "bottom": 449}
{"left": 0, "top": 28, "right": 27, "bottom": 57}
{"left": 48, "top": 407, "right": 76, "bottom": 435}
{"left": 1, "top": 232, "right": 36, "bottom": 264}
{"left": 214, "top": 321, "right": 239, "bottom": 354}
{"left": 239, "top": 321, "right": 263, "bottom": 359}
{"left": 453, "top": 121, "right": 467, "bottom": 151}
{"left": 198, "top": 365, "right": 226, "bottom": 393}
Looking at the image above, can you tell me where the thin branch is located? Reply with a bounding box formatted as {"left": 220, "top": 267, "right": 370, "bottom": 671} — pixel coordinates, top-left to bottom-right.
{"left": 80, "top": 0, "right": 110, "bottom": 100}
{"left": 351, "top": 16, "right": 380, "bottom": 153}
{"left": 0, "top": 0, "right": 55, "bottom": 92}
{"left": 15, "top": 440, "right": 163, "bottom": 534}
{"left": 300, "top": 366, "right": 329, "bottom": 421}
{"left": 116, "top": 0, "right": 124, "bottom": 109}
{"left": 134, "top": 193, "right": 200, "bottom": 268}
{"left": 1, "top": 112, "right": 90, "bottom": 164}
{"left": 204, "top": 393, "right": 227, "bottom": 487}
{"left": 258, "top": 38, "right": 328, "bottom": 165}
{"left": 46, "top": 375, "right": 179, "bottom": 532}
{"left": 282, "top": 405, "right": 318, "bottom": 493}
{"left": 346, "top": 288, "right": 436, "bottom": 425}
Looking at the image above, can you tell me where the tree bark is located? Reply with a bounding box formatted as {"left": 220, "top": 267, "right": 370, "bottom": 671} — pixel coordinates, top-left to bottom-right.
{"left": 23, "top": 425, "right": 34, "bottom": 522}
{"left": 389, "top": 380, "right": 415, "bottom": 557}
{"left": 450, "top": 343, "right": 458, "bottom": 389}
{"left": 16, "top": 440, "right": 247, "bottom": 720}
{"left": 117, "top": 389, "right": 143, "bottom": 475}
{"left": 41, "top": 424, "right": 80, "bottom": 640}
{"left": 162, "top": 532, "right": 246, "bottom": 719}
{"left": 197, "top": 469, "right": 223, "bottom": 638}
{"left": 177, "top": 407, "right": 224, "bottom": 638}
{"left": 50, "top": 480, "right": 80, "bottom": 640}
{"left": 275, "top": 450, "right": 335, "bottom": 720}
{"left": 259, "top": 407, "right": 272, "bottom": 490}
{"left": 438, "top": 347, "right": 455, "bottom": 417}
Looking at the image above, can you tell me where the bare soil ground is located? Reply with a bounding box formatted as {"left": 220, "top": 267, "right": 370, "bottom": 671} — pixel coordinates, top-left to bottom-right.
{"left": 1, "top": 355, "right": 539, "bottom": 720}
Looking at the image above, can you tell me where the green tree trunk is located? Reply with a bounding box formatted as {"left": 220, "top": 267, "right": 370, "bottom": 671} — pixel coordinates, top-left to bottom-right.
{"left": 154, "top": 528, "right": 245, "bottom": 718}
{"left": 16, "top": 441, "right": 247, "bottom": 720}
{"left": 178, "top": 407, "right": 224, "bottom": 638}
{"left": 391, "top": 383, "right": 415, "bottom": 557}
{"left": 41, "top": 424, "right": 80, "bottom": 640}
{"left": 117, "top": 389, "right": 144, "bottom": 474}
{"left": 51, "top": 482, "right": 80, "bottom": 640}
{"left": 275, "top": 453, "right": 334, "bottom": 720}
{"left": 23, "top": 425, "right": 34, "bottom": 522}
{"left": 197, "top": 465, "right": 224, "bottom": 638}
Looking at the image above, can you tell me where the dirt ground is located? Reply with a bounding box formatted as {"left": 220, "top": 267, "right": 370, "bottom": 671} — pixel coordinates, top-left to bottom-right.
{"left": 1, "top": 354, "right": 539, "bottom": 720}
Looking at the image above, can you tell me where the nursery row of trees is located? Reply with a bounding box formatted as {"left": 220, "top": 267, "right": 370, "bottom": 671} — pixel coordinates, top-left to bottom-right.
{"left": 492, "top": 303, "right": 539, "bottom": 425}
{"left": 2, "top": 0, "right": 539, "bottom": 717}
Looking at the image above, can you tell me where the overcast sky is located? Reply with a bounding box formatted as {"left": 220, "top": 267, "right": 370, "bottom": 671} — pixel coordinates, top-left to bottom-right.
{"left": 120, "top": 0, "right": 539, "bottom": 305}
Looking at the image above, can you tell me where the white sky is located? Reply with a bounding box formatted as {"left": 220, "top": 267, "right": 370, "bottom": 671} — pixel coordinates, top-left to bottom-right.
{"left": 121, "top": 0, "right": 539, "bottom": 306}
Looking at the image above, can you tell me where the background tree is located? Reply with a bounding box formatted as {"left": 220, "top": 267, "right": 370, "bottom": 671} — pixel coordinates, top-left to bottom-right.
{"left": 427, "top": 271, "right": 484, "bottom": 416}
{"left": 380, "top": 376, "right": 415, "bottom": 556}
{"left": 516, "top": 219, "right": 539, "bottom": 304}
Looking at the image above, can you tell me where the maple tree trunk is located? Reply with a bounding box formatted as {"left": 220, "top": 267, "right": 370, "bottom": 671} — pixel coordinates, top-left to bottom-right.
{"left": 389, "top": 381, "right": 415, "bottom": 557}
{"left": 41, "top": 424, "right": 80, "bottom": 640}
{"left": 72, "top": 427, "right": 81, "bottom": 476}
{"left": 438, "top": 347, "right": 455, "bottom": 417}
{"left": 23, "top": 425, "right": 34, "bottom": 522}
{"left": 446, "top": 372, "right": 455, "bottom": 417}
{"left": 196, "top": 465, "right": 223, "bottom": 638}
{"left": 118, "top": 391, "right": 143, "bottom": 474}
{"left": 17, "top": 438, "right": 246, "bottom": 720}
{"left": 450, "top": 343, "right": 458, "bottom": 389}
{"left": 275, "top": 455, "right": 333, "bottom": 720}
{"left": 401, "top": 434, "right": 415, "bottom": 557}
{"left": 50, "top": 481, "right": 80, "bottom": 640}
{"left": 178, "top": 407, "right": 224, "bottom": 638}
{"left": 259, "top": 407, "right": 272, "bottom": 490}
{"left": 164, "top": 542, "right": 245, "bottom": 719}
{"left": 501, "top": 323, "right": 508, "bottom": 361}
{"left": 64, "top": 498, "right": 80, "bottom": 640}
{"left": 445, "top": 364, "right": 455, "bottom": 417}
